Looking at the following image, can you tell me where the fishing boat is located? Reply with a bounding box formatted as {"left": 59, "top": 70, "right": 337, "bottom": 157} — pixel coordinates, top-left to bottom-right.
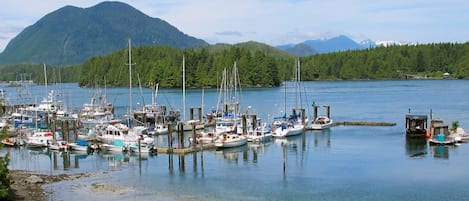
{"left": 152, "top": 123, "right": 169, "bottom": 135}
{"left": 214, "top": 133, "right": 247, "bottom": 148}
{"left": 310, "top": 116, "right": 333, "bottom": 130}
{"left": 26, "top": 130, "right": 55, "bottom": 148}
{"left": 101, "top": 139, "right": 127, "bottom": 152}
{"left": 192, "top": 128, "right": 218, "bottom": 144}
{"left": 405, "top": 114, "right": 428, "bottom": 138}
{"left": 11, "top": 112, "right": 35, "bottom": 128}
{"left": 48, "top": 140, "right": 69, "bottom": 151}
{"left": 68, "top": 139, "right": 89, "bottom": 151}
{"left": 1, "top": 137, "right": 25, "bottom": 147}
{"left": 309, "top": 104, "right": 333, "bottom": 130}
{"left": 96, "top": 123, "right": 150, "bottom": 145}
{"left": 129, "top": 142, "right": 154, "bottom": 153}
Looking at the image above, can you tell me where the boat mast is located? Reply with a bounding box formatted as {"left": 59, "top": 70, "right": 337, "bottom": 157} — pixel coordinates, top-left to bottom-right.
{"left": 297, "top": 59, "right": 301, "bottom": 109}
{"left": 201, "top": 87, "right": 205, "bottom": 121}
{"left": 43, "top": 64, "right": 48, "bottom": 93}
{"left": 126, "top": 39, "right": 135, "bottom": 114}
{"left": 182, "top": 55, "right": 186, "bottom": 121}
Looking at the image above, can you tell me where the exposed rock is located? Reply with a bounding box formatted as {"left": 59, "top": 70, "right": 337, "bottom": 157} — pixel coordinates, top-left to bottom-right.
{"left": 25, "top": 175, "right": 43, "bottom": 184}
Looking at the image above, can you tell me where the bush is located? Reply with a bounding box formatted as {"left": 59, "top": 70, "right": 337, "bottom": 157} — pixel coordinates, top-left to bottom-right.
{"left": 0, "top": 153, "right": 10, "bottom": 199}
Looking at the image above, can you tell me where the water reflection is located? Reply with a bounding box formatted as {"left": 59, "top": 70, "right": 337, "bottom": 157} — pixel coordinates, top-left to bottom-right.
{"left": 430, "top": 145, "right": 449, "bottom": 159}
{"left": 248, "top": 142, "right": 272, "bottom": 163}
{"left": 405, "top": 138, "right": 428, "bottom": 158}
{"left": 215, "top": 144, "right": 248, "bottom": 163}
{"left": 312, "top": 129, "right": 331, "bottom": 149}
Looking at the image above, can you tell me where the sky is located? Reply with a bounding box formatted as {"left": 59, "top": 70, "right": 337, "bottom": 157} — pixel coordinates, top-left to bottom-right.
{"left": 1, "top": 0, "right": 468, "bottom": 52}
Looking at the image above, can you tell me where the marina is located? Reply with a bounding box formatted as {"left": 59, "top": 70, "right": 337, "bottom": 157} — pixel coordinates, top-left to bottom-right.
{"left": 1, "top": 80, "right": 469, "bottom": 201}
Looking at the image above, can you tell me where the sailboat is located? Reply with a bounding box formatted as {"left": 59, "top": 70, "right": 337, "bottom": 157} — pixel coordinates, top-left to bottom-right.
{"left": 98, "top": 39, "right": 152, "bottom": 146}
{"left": 180, "top": 56, "right": 205, "bottom": 131}
{"left": 213, "top": 63, "right": 243, "bottom": 134}
{"left": 272, "top": 59, "right": 306, "bottom": 138}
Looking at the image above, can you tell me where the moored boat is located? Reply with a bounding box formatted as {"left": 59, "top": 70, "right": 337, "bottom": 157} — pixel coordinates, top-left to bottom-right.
{"left": 215, "top": 133, "right": 247, "bottom": 148}
{"left": 309, "top": 115, "right": 333, "bottom": 130}
{"left": 48, "top": 140, "right": 69, "bottom": 151}
{"left": 272, "top": 122, "right": 304, "bottom": 138}
{"left": 68, "top": 139, "right": 89, "bottom": 151}
{"left": 129, "top": 142, "right": 154, "bottom": 153}
{"left": 101, "top": 139, "right": 127, "bottom": 152}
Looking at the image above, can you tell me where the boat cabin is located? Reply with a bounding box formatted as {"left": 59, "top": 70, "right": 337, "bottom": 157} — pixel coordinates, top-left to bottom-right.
{"left": 405, "top": 114, "right": 428, "bottom": 138}
{"left": 430, "top": 122, "right": 450, "bottom": 136}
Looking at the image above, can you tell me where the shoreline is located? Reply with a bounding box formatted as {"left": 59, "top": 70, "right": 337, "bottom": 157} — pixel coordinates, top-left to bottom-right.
{"left": 8, "top": 169, "right": 100, "bottom": 201}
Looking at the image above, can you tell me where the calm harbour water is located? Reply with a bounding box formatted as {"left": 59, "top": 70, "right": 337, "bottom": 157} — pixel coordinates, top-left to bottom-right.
{"left": 3, "top": 80, "right": 469, "bottom": 201}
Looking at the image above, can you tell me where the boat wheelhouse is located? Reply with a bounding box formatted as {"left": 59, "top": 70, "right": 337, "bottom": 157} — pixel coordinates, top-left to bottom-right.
{"left": 405, "top": 114, "right": 428, "bottom": 138}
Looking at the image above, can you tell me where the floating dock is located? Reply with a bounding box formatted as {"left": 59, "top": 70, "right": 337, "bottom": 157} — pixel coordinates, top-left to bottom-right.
{"left": 156, "top": 143, "right": 216, "bottom": 154}
{"left": 331, "top": 121, "right": 396, "bottom": 127}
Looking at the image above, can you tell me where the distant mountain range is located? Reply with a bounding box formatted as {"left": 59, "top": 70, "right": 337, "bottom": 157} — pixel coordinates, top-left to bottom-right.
{"left": 277, "top": 35, "right": 378, "bottom": 56}
{"left": 0, "top": 1, "right": 207, "bottom": 65}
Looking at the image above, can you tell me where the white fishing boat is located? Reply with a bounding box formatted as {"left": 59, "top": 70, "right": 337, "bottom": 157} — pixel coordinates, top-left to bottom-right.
{"left": 129, "top": 142, "right": 154, "bottom": 153}
{"left": 11, "top": 112, "right": 35, "bottom": 128}
{"left": 192, "top": 129, "right": 219, "bottom": 144}
{"left": 96, "top": 123, "right": 150, "bottom": 145}
{"left": 101, "top": 139, "right": 127, "bottom": 152}
{"left": 68, "top": 139, "right": 90, "bottom": 151}
{"left": 309, "top": 104, "right": 333, "bottom": 130}
{"left": 310, "top": 116, "right": 333, "bottom": 130}
{"left": 153, "top": 123, "right": 169, "bottom": 135}
{"left": 1, "top": 137, "right": 25, "bottom": 147}
{"left": 48, "top": 140, "right": 69, "bottom": 151}
{"left": 215, "top": 133, "right": 247, "bottom": 148}
{"left": 26, "top": 130, "right": 55, "bottom": 147}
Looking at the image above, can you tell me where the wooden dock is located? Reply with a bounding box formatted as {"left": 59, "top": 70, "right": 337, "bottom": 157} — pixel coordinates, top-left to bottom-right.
{"left": 331, "top": 121, "right": 396, "bottom": 127}
{"left": 156, "top": 143, "right": 216, "bottom": 154}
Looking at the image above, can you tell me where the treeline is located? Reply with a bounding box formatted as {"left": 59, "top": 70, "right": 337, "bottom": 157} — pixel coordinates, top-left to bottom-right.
{"left": 2, "top": 42, "right": 469, "bottom": 87}
{"left": 302, "top": 42, "right": 469, "bottom": 80}
{"left": 0, "top": 64, "right": 80, "bottom": 84}
{"left": 78, "top": 45, "right": 285, "bottom": 88}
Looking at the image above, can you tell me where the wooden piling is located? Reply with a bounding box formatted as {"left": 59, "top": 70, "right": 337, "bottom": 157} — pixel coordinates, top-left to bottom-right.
{"left": 242, "top": 114, "right": 247, "bottom": 135}
{"left": 252, "top": 115, "right": 257, "bottom": 132}
{"left": 198, "top": 107, "right": 202, "bottom": 121}
{"left": 192, "top": 123, "right": 197, "bottom": 149}
{"left": 190, "top": 108, "right": 194, "bottom": 121}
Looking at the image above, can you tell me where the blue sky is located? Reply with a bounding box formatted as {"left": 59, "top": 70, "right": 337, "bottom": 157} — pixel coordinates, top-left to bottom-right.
{"left": 1, "top": 0, "right": 468, "bottom": 52}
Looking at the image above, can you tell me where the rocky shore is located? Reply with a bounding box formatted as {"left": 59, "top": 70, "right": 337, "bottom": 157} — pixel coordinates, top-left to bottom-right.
{"left": 7, "top": 170, "right": 141, "bottom": 201}
{"left": 7, "top": 170, "right": 98, "bottom": 201}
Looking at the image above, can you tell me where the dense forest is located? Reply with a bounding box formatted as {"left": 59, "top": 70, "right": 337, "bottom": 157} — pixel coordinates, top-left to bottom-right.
{"left": 78, "top": 42, "right": 469, "bottom": 88}
{"left": 1, "top": 42, "right": 469, "bottom": 87}
{"left": 0, "top": 64, "right": 79, "bottom": 84}
{"left": 78, "top": 45, "right": 284, "bottom": 88}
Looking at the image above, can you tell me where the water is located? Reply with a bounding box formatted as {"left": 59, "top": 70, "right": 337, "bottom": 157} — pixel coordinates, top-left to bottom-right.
{"left": 3, "top": 80, "right": 469, "bottom": 201}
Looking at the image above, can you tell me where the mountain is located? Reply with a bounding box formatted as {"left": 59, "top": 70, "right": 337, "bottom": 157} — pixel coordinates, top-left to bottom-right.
{"left": 278, "top": 35, "right": 376, "bottom": 54}
{"left": 0, "top": 1, "right": 207, "bottom": 65}
{"left": 284, "top": 43, "right": 317, "bottom": 56}
{"left": 207, "top": 41, "right": 294, "bottom": 58}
